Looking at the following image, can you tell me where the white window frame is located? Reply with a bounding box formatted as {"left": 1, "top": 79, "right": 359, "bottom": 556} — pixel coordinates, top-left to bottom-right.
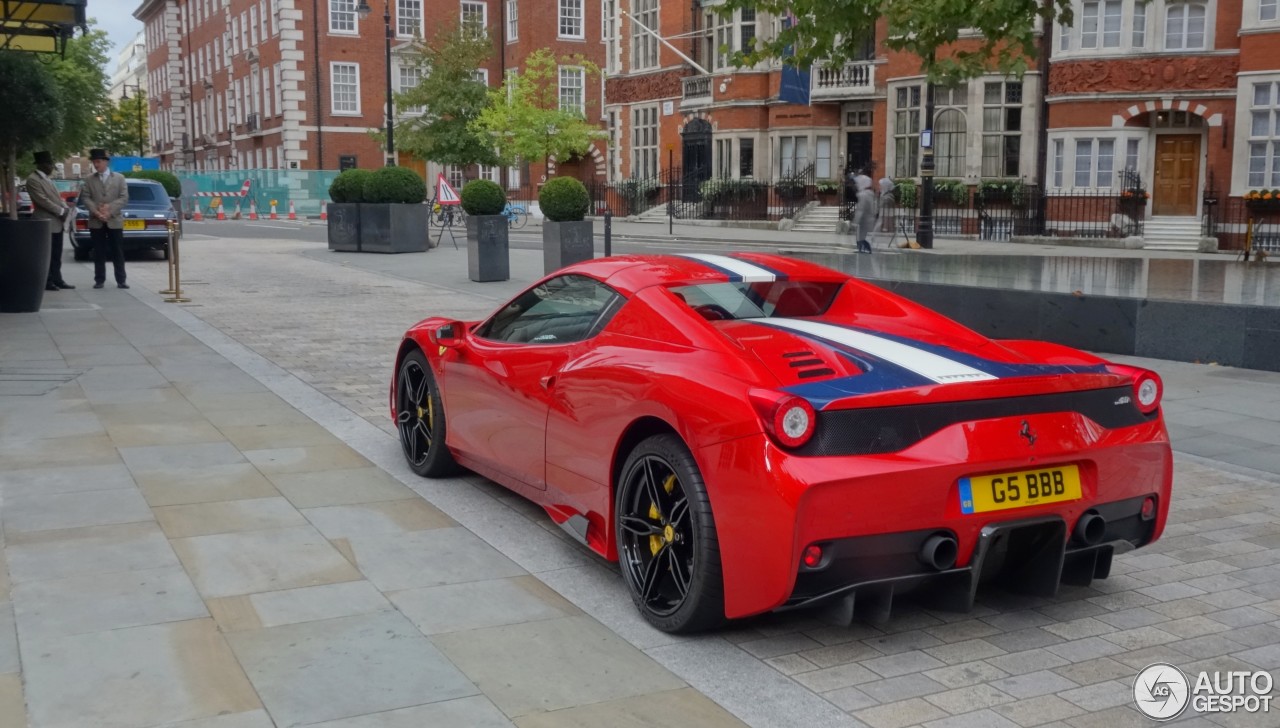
{"left": 1164, "top": 1, "right": 1207, "bottom": 51}
{"left": 398, "top": 61, "right": 424, "bottom": 115}
{"left": 329, "top": 0, "right": 358, "bottom": 34}
{"left": 1059, "top": 0, "right": 1217, "bottom": 56}
{"left": 602, "top": 0, "right": 620, "bottom": 73}
{"left": 506, "top": 0, "right": 518, "bottom": 41}
{"left": 271, "top": 0, "right": 280, "bottom": 35}
{"left": 330, "top": 61, "right": 361, "bottom": 115}
{"left": 461, "top": 1, "right": 487, "bottom": 37}
{"left": 398, "top": 0, "right": 423, "bottom": 38}
{"left": 777, "top": 135, "right": 809, "bottom": 177}
{"left": 631, "top": 104, "right": 659, "bottom": 178}
{"left": 892, "top": 83, "right": 922, "bottom": 178}
{"left": 631, "top": 0, "right": 659, "bottom": 71}
{"left": 250, "top": 5, "right": 259, "bottom": 45}
{"left": 559, "top": 0, "right": 584, "bottom": 39}
{"left": 981, "top": 80, "right": 1024, "bottom": 179}
{"left": 1262, "top": 0, "right": 1279, "bottom": 22}
{"left": 1049, "top": 131, "right": 1146, "bottom": 190}
{"left": 1247, "top": 80, "right": 1280, "bottom": 188}
{"left": 261, "top": 0, "right": 270, "bottom": 39}
{"left": 558, "top": 65, "right": 585, "bottom": 115}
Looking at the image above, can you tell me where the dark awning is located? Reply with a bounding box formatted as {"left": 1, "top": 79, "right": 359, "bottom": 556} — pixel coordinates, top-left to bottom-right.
{"left": 1, "top": 0, "right": 87, "bottom": 54}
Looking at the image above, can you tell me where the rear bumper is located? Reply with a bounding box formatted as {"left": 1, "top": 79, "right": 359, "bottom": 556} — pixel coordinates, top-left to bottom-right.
{"left": 697, "top": 410, "right": 1173, "bottom": 619}
{"left": 784, "top": 497, "right": 1154, "bottom": 621}
{"left": 73, "top": 230, "right": 170, "bottom": 249}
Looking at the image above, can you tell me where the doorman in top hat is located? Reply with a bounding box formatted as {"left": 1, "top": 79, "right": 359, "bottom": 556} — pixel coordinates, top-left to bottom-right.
{"left": 80, "top": 148, "right": 130, "bottom": 289}
{"left": 25, "top": 151, "right": 75, "bottom": 290}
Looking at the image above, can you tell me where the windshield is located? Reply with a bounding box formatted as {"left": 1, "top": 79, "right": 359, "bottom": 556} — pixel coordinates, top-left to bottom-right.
{"left": 671, "top": 280, "right": 843, "bottom": 321}
{"left": 54, "top": 179, "right": 80, "bottom": 192}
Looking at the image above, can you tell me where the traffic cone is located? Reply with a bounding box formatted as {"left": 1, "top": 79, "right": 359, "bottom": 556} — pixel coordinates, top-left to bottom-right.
{"left": 216, "top": 201, "right": 226, "bottom": 221}
{"left": 319, "top": 200, "right": 328, "bottom": 221}
{"left": 248, "top": 198, "right": 259, "bottom": 220}
{"left": 287, "top": 200, "right": 297, "bottom": 220}
{"left": 232, "top": 198, "right": 243, "bottom": 220}
{"left": 269, "top": 201, "right": 278, "bottom": 220}
{"left": 192, "top": 202, "right": 203, "bottom": 221}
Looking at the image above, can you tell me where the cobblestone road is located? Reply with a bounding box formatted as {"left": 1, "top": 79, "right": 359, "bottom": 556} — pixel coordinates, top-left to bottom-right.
{"left": 113, "top": 235, "right": 1280, "bottom": 728}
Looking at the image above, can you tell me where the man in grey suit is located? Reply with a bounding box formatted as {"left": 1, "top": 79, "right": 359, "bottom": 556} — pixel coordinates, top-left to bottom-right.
{"left": 81, "top": 148, "right": 130, "bottom": 289}
{"left": 25, "top": 150, "right": 75, "bottom": 290}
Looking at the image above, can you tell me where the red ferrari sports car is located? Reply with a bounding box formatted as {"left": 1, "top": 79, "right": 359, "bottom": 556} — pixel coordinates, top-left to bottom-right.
{"left": 391, "top": 253, "right": 1172, "bottom": 633}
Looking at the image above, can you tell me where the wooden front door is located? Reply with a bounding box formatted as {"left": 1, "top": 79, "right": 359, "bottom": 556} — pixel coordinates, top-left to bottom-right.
{"left": 1152, "top": 135, "right": 1200, "bottom": 216}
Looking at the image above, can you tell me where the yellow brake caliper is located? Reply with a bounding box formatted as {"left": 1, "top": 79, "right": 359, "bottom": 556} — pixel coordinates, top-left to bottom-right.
{"left": 648, "top": 474, "right": 678, "bottom": 556}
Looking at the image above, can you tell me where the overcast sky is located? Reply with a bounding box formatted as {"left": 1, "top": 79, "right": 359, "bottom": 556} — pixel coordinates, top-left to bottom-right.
{"left": 90, "top": 0, "right": 144, "bottom": 61}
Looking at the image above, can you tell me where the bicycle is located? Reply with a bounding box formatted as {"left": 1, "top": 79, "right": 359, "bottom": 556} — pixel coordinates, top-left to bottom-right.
{"left": 431, "top": 201, "right": 466, "bottom": 228}
{"left": 501, "top": 201, "right": 528, "bottom": 230}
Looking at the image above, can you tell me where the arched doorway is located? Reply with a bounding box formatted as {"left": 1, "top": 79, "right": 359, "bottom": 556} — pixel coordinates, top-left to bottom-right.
{"left": 682, "top": 118, "right": 712, "bottom": 200}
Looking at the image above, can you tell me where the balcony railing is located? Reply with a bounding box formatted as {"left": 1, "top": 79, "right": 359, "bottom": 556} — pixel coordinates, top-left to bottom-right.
{"left": 810, "top": 61, "right": 876, "bottom": 100}
{"left": 680, "top": 75, "right": 712, "bottom": 110}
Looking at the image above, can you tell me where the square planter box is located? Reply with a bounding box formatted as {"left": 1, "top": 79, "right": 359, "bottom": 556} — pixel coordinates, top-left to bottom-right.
{"left": 327, "top": 203, "right": 361, "bottom": 252}
{"left": 0, "top": 218, "right": 52, "bottom": 313}
{"left": 360, "top": 203, "right": 430, "bottom": 253}
{"left": 542, "top": 219, "right": 595, "bottom": 274}
{"left": 466, "top": 214, "right": 510, "bottom": 282}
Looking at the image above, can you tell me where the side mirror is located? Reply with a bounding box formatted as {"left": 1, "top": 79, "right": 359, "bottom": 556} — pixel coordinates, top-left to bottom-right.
{"left": 433, "top": 321, "right": 465, "bottom": 348}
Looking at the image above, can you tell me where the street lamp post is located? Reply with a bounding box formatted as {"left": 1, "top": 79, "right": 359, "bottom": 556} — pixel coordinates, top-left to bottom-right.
{"left": 356, "top": 0, "right": 395, "bottom": 167}
{"left": 121, "top": 83, "right": 146, "bottom": 158}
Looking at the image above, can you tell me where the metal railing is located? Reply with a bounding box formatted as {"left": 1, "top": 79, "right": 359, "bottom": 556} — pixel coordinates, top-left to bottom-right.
{"left": 681, "top": 75, "right": 712, "bottom": 107}
{"left": 1205, "top": 196, "right": 1280, "bottom": 253}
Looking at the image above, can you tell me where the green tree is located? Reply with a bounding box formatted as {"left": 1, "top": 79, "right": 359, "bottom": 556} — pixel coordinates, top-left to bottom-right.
{"left": 0, "top": 52, "right": 63, "bottom": 219}
{"left": 47, "top": 24, "right": 112, "bottom": 157}
{"left": 471, "top": 49, "right": 604, "bottom": 169}
{"left": 93, "top": 92, "right": 150, "bottom": 157}
{"left": 722, "top": 0, "right": 1070, "bottom": 83}
{"left": 391, "top": 27, "right": 500, "bottom": 167}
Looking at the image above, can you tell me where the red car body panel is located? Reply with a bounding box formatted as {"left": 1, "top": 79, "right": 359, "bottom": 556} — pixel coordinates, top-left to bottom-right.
{"left": 392, "top": 253, "right": 1174, "bottom": 620}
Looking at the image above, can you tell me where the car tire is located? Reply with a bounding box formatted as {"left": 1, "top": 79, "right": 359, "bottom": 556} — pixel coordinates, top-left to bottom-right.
{"left": 616, "top": 433, "right": 725, "bottom": 633}
{"left": 395, "top": 348, "right": 460, "bottom": 478}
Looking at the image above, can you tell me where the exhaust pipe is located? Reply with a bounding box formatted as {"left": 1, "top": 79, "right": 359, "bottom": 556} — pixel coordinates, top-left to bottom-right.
{"left": 1075, "top": 512, "right": 1106, "bottom": 546}
{"left": 919, "top": 534, "right": 958, "bottom": 571}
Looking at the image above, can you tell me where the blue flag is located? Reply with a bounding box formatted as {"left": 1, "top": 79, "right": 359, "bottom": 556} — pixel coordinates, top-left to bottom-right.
{"left": 777, "top": 13, "right": 810, "bottom": 106}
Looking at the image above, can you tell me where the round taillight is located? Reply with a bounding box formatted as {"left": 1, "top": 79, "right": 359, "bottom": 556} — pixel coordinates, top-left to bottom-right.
{"left": 773, "top": 397, "right": 816, "bottom": 448}
{"left": 802, "top": 544, "right": 824, "bottom": 569}
{"left": 1141, "top": 496, "right": 1157, "bottom": 521}
{"left": 1134, "top": 373, "right": 1162, "bottom": 414}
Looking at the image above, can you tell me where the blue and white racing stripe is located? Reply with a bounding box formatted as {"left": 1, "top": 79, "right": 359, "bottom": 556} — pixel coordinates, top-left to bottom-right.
{"left": 758, "top": 319, "right": 997, "bottom": 385}
{"left": 678, "top": 254, "right": 787, "bottom": 282}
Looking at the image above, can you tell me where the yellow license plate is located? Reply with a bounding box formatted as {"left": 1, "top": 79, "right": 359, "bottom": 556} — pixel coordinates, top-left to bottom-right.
{"left": 124, "top": 220, "right": 146, "bottom": 230}
{"left": 959, "top": 465, "right": 1081, "bottom": 514}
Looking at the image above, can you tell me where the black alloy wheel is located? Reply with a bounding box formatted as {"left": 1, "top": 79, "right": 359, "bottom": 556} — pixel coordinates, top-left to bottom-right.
{"left": 616, "top": 433, "right": 724, "bottom": 633}
{"left": 396, "top": 349, "right": 459, "bottom": 477}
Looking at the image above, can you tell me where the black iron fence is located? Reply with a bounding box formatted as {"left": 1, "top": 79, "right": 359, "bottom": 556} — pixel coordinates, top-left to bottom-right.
{"left": 874, "top": 185, "right": 1146, "bottom": 241}
{"left": 1204, "top": 196, "right": 1280, "bottom": 253}
{"left": 495, "top": 174, "right": 1174, "bottom": 242}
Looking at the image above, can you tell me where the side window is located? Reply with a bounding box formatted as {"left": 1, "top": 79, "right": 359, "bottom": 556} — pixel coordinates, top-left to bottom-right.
{"left": 476, "top": 275, "right": 622, "bottom": 344}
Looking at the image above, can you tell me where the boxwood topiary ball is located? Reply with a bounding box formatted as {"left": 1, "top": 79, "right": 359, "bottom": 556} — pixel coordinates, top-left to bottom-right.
{"left": 539, "top": 177, "right": 590, "bottom": 222}
{"left": 329, "top": 169, "right": 374, "bottom": 203}
{"left": 461, "top": 179, "right": 506, "bottom": 216}
{"left": 363, "top": 167, "right": 427, "bottom": 204}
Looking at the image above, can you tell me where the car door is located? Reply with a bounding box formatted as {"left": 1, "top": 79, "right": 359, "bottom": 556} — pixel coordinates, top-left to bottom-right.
{"left": 442, "top": 275, "right": 622, "bottom": 490}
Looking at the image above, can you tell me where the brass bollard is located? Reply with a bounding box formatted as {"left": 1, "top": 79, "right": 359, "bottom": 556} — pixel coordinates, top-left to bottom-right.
{"left": 160, "top": 221, "right": 177, "bottom": 295}
{"left": 163, "top": 220, "right": 191, "bottom": 303}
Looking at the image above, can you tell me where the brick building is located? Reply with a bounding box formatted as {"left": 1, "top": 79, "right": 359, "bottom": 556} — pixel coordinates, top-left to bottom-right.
{"left": 133, "top": 0, "right": 607, "bottom": 188}
{"left": 604, "top": 1, "right": 1280, "bottom": 248}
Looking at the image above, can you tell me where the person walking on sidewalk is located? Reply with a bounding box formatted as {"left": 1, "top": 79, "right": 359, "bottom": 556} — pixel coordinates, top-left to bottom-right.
{"left": 26, "top": 151, "right": 75, "bottom": 291}
{"left": 81, "top": 148, "right": 129, "bottom": 289}
{"left": 852, "top": 173, "right": 877, "bottom": 254}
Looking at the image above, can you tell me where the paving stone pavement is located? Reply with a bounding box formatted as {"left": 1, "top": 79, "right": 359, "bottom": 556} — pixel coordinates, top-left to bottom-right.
{"left": 2, "top": 233, "right": 1280, "bottom": 727}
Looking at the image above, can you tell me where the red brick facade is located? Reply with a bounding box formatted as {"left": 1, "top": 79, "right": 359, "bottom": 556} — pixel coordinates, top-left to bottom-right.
{"left": 135, "top": 0, "right": 606, "bottom": 186}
